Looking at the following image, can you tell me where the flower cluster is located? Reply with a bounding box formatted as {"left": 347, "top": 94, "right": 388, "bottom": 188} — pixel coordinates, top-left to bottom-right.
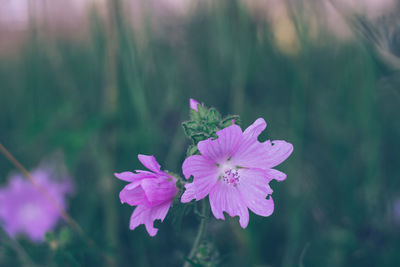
{"left": 115, "top": 99, "right": 293, "bottom": 236}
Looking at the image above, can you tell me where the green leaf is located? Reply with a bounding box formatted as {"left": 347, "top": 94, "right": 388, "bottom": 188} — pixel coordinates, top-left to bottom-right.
{"left": 191, "top": 133, "right": 208, "bottom": 144}
{"left": 58, "top": 227, "right": 72, "bottom": 245}
{"left": 190, "top": 108, "right": 201, "bottom": 121}
{"left": 197, "top": 104, "right": 208, "bottom": 120}
{"left": 183, "top": 121, "right": 200, "bottom": 137}
{"left": 220, "top": 115, "right": 240, "bottom": 128}
{"left": 45, "top": 231, "right": 56, "bottom": 242}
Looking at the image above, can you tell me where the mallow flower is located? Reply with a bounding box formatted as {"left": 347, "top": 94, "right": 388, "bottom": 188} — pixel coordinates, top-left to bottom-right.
{"left": 181, "top": 118, "right": 293, "bottom": 228}
{"left": 115, "top": 155, "right": 178, "bottom": 236}
{"left": 0, "top": 164, "right": 73, "bottom": 241}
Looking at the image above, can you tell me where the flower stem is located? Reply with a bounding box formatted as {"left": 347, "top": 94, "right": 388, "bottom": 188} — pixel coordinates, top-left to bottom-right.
{"left": 183, "top": 200, "right": 208, "bottom": 267}
{"left": 0, "top": 227, "right": 37, "bottom": 267}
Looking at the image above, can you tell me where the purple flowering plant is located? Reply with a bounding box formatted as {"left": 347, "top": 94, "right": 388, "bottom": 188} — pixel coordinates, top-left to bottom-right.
{"left": 115, "top": 98, "right": 293, "bottom": 265}
{"left": 0, "top": 162, "right": 73, "bottom": 242}
{"left": 115, "top": 155, "right": 178, "bottom": 236}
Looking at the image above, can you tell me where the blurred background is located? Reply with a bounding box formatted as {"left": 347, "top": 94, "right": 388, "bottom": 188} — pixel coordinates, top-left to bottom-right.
{"left": 1, "top": 0, "right": 400, "bottom": 266}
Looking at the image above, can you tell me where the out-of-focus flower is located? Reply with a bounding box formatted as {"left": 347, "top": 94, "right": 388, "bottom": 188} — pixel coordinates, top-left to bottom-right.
{"left": 393, "top": 198, "right": 400, "bottom": 224}
{"left": 181, "top": 118, "right": 293, "bottom": 228}
{"left": 190, "top": 98, "right": 199, "bottom": 111}
{"left": 115, "top": 155, "right": 178, "bottom": 236}
{"left": 0, "top": 163, "right": 73, "bottom": 242}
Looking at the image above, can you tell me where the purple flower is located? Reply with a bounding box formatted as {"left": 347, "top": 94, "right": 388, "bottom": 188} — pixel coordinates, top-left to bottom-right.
{"left": 190, "top": 98, "right": 200, "bottom": 111}
{"left": 115, "top": 155, "right": 178, "bottom": 236}
{"left": 393, "top": 198, "right": 400, "bottom": 224}
{"left": 181, "top": 118, "right": 293, "bottom": 228}
{"left": 0, "top": 165, "right": 73, "bottom": 242}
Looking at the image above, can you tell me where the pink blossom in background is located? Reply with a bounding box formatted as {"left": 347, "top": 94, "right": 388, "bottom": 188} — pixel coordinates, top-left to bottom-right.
{"left": 0, "top": 164, "right": 73, "bottom": 242}
{"left": 115, "top": 155, "right": 178, "bottom": 236}
{"left": 393, "top": 198, "right": 400, "bottom": 224}
{"left": 181, "top": 118, "right": 293, "bottom": 228}
{"left": 189, "top": 98, "right": 199, "bottom": 111}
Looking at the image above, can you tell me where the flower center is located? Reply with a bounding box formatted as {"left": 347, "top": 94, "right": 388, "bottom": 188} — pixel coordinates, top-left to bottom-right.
{"left": 221, "top": 168, "right": 240, "bottom": 187}
{"left": 19, "top": 203, "right": 43, "bottom": 222}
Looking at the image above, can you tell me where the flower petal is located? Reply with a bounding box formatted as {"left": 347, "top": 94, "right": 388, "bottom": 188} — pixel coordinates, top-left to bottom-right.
{"left": 265, "top": 168, "right": 287, "bottom": 182}
{"left": 246, "top": 195, "right": 274, "bottom": 217}
{"left": 263, "top": 140, "right": 294, "bottom": 168}
{"left": 182, "top": 155, "right": 218, "bottom": 179}
{"left": 115, "top": 170, "right": 156, "bottom": 184}
{"left": 230, "top": 119, "right": 268, "bottom": 168}
{"left": 209, "top": 183, "right": 249, "bottom": 228}
{"left": 129, "top": 202, "right": 172, "bottom": 236}
{"left": 197, "top": 124, "right": 242, "bottom": 164}
{"left": 181, "top": 175, "right": 217, "bottom": 202}
{"left": 237, "top": 169, "right": 274, "bottom": 217}
{"left": 129, "top": 205, "right": 146, "bottom": 231}
{"left": 138, "top": 154, "right": 162, "bottom": 173}
{"left": 114, "top": 172, "right": 136, "bottom": 182}
{"left": 181, "top": 155, "right": 219, "bottom": 202}
{"left": 125, "top": 179, "right": 145, "bottom": 190}
{"left": 190, "top": 98, "right": 199, "bottom": 111}
{"left": 141, "top": 177, "right": 177, "bottom": 205}
{"left": 238, "top": 168, "right": 273, "bottom": 197}
{"left": 119, "top": 185, "right": 148, "bottom": 206}
{"left": 231, "top": 125, "right": 293, "bottom": 169}
{"left": 181, "top": 183, "right": 196, "bottom": 203}
{"left": 243, "top": 118, "right": 267, "bottom": 139}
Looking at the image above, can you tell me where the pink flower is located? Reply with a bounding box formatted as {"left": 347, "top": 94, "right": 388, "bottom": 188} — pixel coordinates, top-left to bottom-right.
{"left": 0, "top": 165, "right": 73, "bottom": 241}
{"left": 115, "top": 155, "right": 178, "bottom": 236}
{"left": 190, "top": 98, "right": 200, "bottom": 111}
{"left": 181, "top": 118, "right": 293, "bottom": 228}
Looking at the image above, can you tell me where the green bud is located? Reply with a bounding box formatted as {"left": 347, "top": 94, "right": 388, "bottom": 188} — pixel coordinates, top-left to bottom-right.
{"left": 191, "top": 241, "right": 220, "bottom": 267}
{"left": 207, "top": 108, "right": 222, "bottom": 124}
{"left": 190, "top": 108, "right": 201, "bottom": 121}
{"left": 197, "top": 104, "right": 208, "bottom": 120}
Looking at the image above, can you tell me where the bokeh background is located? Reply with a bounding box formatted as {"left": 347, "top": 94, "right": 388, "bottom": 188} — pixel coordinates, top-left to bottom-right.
{"left": 1, "top": 0, "right": 400, "bottom": 266}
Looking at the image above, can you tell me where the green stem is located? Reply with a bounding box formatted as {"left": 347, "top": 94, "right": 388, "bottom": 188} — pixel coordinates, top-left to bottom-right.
{"left": 0, "top": 227, "right": 37, "bottom": 267}
{"left": 183, "top": 200, "right": 208, "bottom": 267}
